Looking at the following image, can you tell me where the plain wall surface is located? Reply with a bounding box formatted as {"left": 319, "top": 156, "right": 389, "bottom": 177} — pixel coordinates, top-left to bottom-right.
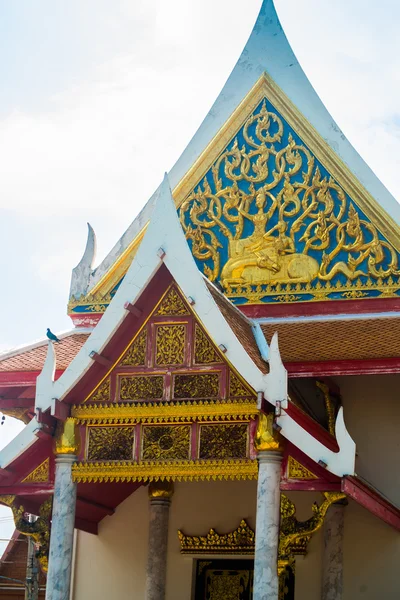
{"left": 72, "top": 480, "right": 399, "bottom": 600}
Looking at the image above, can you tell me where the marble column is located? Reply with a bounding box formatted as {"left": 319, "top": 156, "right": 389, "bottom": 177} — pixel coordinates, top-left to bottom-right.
{"left": 253, "top": 450, "right": 283, "bottom": 600}
{"left": 45, "top": 454, "right": 77, "bottom": 600}
{"left": 321, "top": 502, "right": 346, "bottom": 600}
{"left": 145, "top": 482, "right": 174, "bottom": 600}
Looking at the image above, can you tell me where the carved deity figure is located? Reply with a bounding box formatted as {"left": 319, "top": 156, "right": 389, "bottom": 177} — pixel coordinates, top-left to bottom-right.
{"left": 221, "top": 189, "right": 319, "bottom": 285}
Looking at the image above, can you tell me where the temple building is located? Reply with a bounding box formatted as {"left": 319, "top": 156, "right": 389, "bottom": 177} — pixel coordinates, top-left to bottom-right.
{"left": 1, "top": 1, "right": 399, "bottom": 599}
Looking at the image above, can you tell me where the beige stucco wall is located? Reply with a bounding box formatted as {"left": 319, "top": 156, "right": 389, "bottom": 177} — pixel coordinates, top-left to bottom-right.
{"left": 335, "top": 374, "right": 400, "bottom": 507}
{"left": 72, "top": 479, "right": 399, "bottom": 600}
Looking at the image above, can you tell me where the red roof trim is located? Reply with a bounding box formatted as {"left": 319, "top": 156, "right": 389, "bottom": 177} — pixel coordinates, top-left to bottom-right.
{"left": 342, "top": 476, "right": 400, "bottom": 531}
{"left": 286, "top": 357, "right": 400, "bottom": 378}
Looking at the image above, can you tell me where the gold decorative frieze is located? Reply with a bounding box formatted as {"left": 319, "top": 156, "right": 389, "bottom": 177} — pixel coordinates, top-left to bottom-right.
{"left": 87, "top": 379, "right": 110, "bottom": 403}
{"left": 156, "top": 287, "right": 189, "bottom": 316}
{"left": 155, "top": 324, "right": 186, "bottom": 366}
{"left": 178, "top": 519, "right": 255, "bottom": 554}
{"left": 287, "top": 456, "right": 317, "bottom": 480}
{"left": 142, "top": 425, "right": 191, "bottom": 460}
{"left": 194, "top": 324, "right": 221, "bottom": 364}
{"left": 119, "top": 375, "right": 164, "bottom": 401}
{"left": 229, "top": 372, "right": 253, "bottom": 398}
{"left": 120, "top": 330, "right": 147, "bottom": 366}
{"left": 72, "top": 400, "right": 258, "bottom": 425}
{"left": 174, "top": 373, "right": 220, "bottom": 399}
{"left": 22, "top": 458, "right": 50, "bottom": 483}
{"left": 199, "top": 423, "right": 248, "bottom": 459}
{"left": 72, "top": 458, "right": 258, "bottom": 483}
{"left": 87, "top": 426, "right": 135, "bottom": 461}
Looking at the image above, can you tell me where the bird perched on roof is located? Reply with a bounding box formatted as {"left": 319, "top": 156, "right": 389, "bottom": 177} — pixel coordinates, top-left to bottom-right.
{"left": 46, "top": 328, "right": 61, "bottom": 343}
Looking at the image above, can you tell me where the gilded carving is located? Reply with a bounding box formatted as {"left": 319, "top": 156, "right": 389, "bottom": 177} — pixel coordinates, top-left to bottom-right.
{"left": 87, "top": 379, "right": 110, "bottom": 403}
{"left": 208, "top": 571, "right": 249, "bottom": 599}
{"left": 178, "top": 519, "right": 255, "bottom": 554}
{"left": 87, "top": 426, "right": 135, "bottom": 461}
{"left": 194, "top": 324, "right": 220, "bottom": 364}
{"left": 72, "top": 458, "right": 258, "bottom": 483}
{"left": 148, "top": 481, "right": 175, "bottom": 499}
{"left": 156, "top": 287, "right": 189, "bottom": 316}
{"left": 173, "top": 373, "right": 220, "bottom": 399}
{"left": 22, "top": 458, "right": 50, "bottom": 483}
{"left": 9, "top": 498, "right": 52, "bottom": 572}
{"left": 229, "top": 373, "right": 253, "bottom": 398}
{"left": 55, "top": 418, "right": 80, "bottom": 455}
{"left": 0, "top": 408, "right": 31, "bottom": 424}
{"left": 142, "top": 425, "right": 191, "bottom": 460}
{"left": 316, "top": 381, "right": 336, "bottom": 436}
{"left": 199, "top": 423, "right": 248, "bottom": 459}
{"left": 119, "top": 375, "right": 164, "bottom": 401}
{"left": 287, "top": 456, "right": 317, "bottom": 480}
{"left": 72, "top": 400, "right": 258, "bottom": 425}
{"left": 120, "top": 330, "right": 147, "bottom": 366}
{"left": 179, "top": 96, "right": 400, "bottom": 303}
{"left": 254, "top": 413, "right": 283, "bottom": 452}
{"left": 155, "top": 324, "right": 186, "bottom": 366}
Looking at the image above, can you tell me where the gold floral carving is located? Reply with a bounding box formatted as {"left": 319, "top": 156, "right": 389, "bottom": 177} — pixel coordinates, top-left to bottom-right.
{"left": 87, "top": 379, "right": 110, "bottom": 403}
{"left": 119, "top": 375, "right": 164, "bottom": 401}
{"left": 173, "top": 373, "right": 220, "bottom": 399}
{"left": 194, "top": 324, "right": 220, "bottom": 364}
{"left": 0, "top": 408, "right": 31, "bottom": 424}
{"left": 199, "top": 423, "right": 248, "bottom": 459}
{"left": 142, "top": 425, "right": 191, "bottom": 460}
{"left": 179, "top": 84, "right": 400, "bottom": 301}
{"left": 155, "top": 324, "right": 186, "bottom": 366}
{"left": 0, "top": 495, "right": 16, "bottom": 507}
{"left": 72, "top": 458, "right": 258, "bottom": 483}
{"left": 148, "top": 481, "right": 175, "bottom": 499}
{"left": 87, "top": 426, "right": 135, "bottom": 461}
{"left": 72, "top": 400, "right": 258, "bottom": 425}
{"left": 55, "top": 418, "right": 80, "bottom": 455}
{"left": 208, "top": 571, "right": 249, "bottom": 598}
{"left": 279, "top": 492, "right": 346, "bottom": 573}
{"left": 178, "top": 519, "right": 255, "bottom": 554}
{"left": 120, "top": 330, "right": 147, "bottom": 366}
{"left": 287, "top": 456, "right": 317, "bottom": 480}
{"left": 22, "top": 458, "right": 50, "bottom": 483}
{"left": 229, "top": 373, "right": 253, "bottom": 398}
{"left": 254, "top": 413, "right": 283, "bottom": 452}
{"left": 156, "top": 287, "right": 189, "bottom": 316}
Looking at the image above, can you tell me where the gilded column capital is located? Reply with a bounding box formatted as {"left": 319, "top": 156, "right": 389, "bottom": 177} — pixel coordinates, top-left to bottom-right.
{"left": 55, "top": 417, "right": 80, "bottom": 456}
{"left": 254, "top": 412, "right": 284, "bottom": 453}
{"left": 148, "top": 481, "right": 174, "bottom": 501}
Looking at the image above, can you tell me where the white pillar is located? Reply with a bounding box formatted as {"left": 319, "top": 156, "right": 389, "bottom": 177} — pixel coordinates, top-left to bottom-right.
{"left": 253, "top": 450, "right": 283, "bottom": 600}
{"left": 145, "top": 482, "right": 174, "bottom": 600}
{"left": 45, "top": 454, "right": 77, "bottom": 600}
{"left": 322, "top": 503, "right": 345, "bottom": 600}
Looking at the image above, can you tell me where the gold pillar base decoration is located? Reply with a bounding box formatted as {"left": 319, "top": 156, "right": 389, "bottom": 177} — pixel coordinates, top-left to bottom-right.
{"left": 254, "top": 412, "right": 284, "bottom": 453}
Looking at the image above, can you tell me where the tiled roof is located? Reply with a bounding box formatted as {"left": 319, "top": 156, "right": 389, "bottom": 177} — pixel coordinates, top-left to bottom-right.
{"left": 260, "top": 317, "right": 400, "bottom": 363}
{"left": 206, "top": 280, "right": 268, "bottom": 374}
{"left": 0, "top": 333, "right": 90, "bottom": 372}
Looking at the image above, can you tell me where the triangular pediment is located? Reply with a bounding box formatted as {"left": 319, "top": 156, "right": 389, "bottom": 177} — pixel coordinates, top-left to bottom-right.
{"left": 177, "top": 75, "right": 400, "bottom": 305}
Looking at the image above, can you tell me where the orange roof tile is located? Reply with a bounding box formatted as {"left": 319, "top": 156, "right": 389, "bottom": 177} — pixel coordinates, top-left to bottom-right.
{"left": 0, "top": 334, "right": 90, "bottom": 372}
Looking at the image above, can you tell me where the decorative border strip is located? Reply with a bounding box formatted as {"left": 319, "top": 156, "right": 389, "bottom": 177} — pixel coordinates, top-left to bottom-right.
{"left": 72, "top": 400, "right": 258, "bottom": 425}
{"left": 72, "top": 459, "right": 258, "bottom": 483}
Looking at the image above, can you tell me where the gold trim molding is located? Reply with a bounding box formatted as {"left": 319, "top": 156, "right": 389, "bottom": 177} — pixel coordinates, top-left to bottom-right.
{"left": 178, "top": 519, "right": 255, "bottom": 555}
{"left": 72, "top": 459, "right": 258, "bottom": 483}
{"left": 72, "top": 400, "right": 258, "bottom": 424}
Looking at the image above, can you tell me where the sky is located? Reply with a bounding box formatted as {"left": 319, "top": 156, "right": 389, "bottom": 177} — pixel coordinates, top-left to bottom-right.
{"left": 0, "top": 0, "right": 400, "bottom": 557}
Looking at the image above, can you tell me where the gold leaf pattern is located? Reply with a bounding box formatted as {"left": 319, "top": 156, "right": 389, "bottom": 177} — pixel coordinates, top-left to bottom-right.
{"left": 156, "top": 287, "right": 189, "bottom": 316}
{"left": 155, "top": 324, "right": 186, "bottom": 366}
{"left": 178, "top": 520, "right": 255, "bottom": 554}
{"left": 120, "top": 330, "right": 147, "bottom": 366}
{"left": 22, "top": 459, "right": 50, "bottom": 483}
{"left": 119, "top": 375, "right": 164, "bottom": 401}
{"left": 87, "top": 426, "right": 135, "bottom": 461}
{"left": 194, "top": 324, "right": 220, "bottom": 364}
{"left": 229, "top": 373, "right": 253, "bottom": 398}
{"left": 287, "top": 456, "right": 317, "bottom": 480}
{"left": 88, "top": 379, "right": 110, "bottom": 403}
{"left": 173, "top": 373, "right": 220, "bottom": 399}
{"left": 142, "top": 425, "right": 191, "bottom": 460}
{"left": 199, "top": 424, "right": 248, "bottom": 459}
